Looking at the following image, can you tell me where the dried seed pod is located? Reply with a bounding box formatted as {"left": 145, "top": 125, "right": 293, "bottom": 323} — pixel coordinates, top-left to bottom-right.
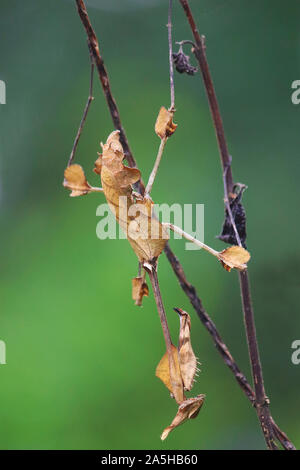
{"left": 218, "top": 185, "right": 247, "bottom": 247}
{"left": 172, "top": 46, "right": 197, "bottom": 76}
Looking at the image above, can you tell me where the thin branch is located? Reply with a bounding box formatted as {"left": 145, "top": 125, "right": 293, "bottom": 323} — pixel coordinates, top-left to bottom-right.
{"left": 146, "top": 262, "right": 178, "bottom": 396}
{"left": 223, "top": 161, "right": 242, "bottom": 247}
{"left": 68, "top": 42, "right": 94, "bottom": 167}
{"left": 164, "top": 222, "right": 219, "bottom": 257}
{"left": 239, "top": 270, "right": 277, "bottom": 449}
{"left": 74, "top": 0, "right": 294, "bottom": 450}
{"left": 147, "top": 264, "right": 173, "bottom": 353}
{"left": 75, "top": 0, "right": 144, "bottom": 194}
{"left": 179, "top": 0, "right": 291, "bottom": 450}
{"left": 168, "top": 0, "right": 175, "bottom": 111}
{"left": 144, "top": 0, "right": 174, "bottom": 198}
{"left": 179, "top": 1, "right": 233, "bottom": 193}
{"left": 145, "top": 136, "right": 167, "bottom": 197}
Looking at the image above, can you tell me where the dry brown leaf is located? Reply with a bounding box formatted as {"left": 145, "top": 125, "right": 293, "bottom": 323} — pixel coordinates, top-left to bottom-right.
{"left": 132, "top": 276, "right": 149, "bottom": 306}
{"left": 94, "top": 152, "right": 102, "bottom": 175}
{"left": 98, "top": 130, "right": 169, "bottom": 263}
{"left": 155, "top": 106, "right": 177, "bottom": 139}
{"left": 161, "top": 394, "right": 205, "bottom": 440}
{"left": 156, "top": 344, "right": 185, "bottom": 405}
{"left": 218, "top": 245, "right": 250, "bottom": 272}
{"left": 63, "top": 164, "right": 92, "bottom": 197}
{"left": 175, "top": 308, "right": 198, "bottom": 391}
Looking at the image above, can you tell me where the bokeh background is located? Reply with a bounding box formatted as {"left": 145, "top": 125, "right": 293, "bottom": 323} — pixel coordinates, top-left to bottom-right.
{"left": 0, "top": 0, "right": 299, "bottom": 450}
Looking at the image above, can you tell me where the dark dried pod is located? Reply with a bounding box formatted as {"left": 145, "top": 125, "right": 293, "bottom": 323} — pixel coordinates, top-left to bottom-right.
{"left": 172, "top": 50, "right": 197, "bottom": 76}
{"left": 218, "top": 185, "right": 247, "bottom": 248}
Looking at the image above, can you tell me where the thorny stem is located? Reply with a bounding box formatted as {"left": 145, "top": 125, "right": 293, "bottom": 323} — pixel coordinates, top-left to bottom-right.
{"left": 179, "top": 0, "right": 287, "bottom": 450}
{"left": 68, "top": 42, "right": 94, "bottom": 167}
{"left": 168, "top": 0, "right": 175, "bottom": 111}
{"left": 145, "top": 137, "right": 167, "bottom": 197}
{"left": 74, "top": 0, "right": 295, "bottom": 450}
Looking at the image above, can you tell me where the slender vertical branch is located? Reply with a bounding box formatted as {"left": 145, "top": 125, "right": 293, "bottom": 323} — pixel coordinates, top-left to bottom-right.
{"left": 179, "top": 0, "right": 233, "bottom": 193}
{"left": 68, "top": 43, "right": 94, "bottom": 167}
{"left": 145, "top": 1, "right": 175, "bottom": 198}
{"left": 147, "top": 263, "right": 179, "bottom": 398}
{"left": 168, "top": 0, "right": 175, "bottom": 111}
{"left": 179, "top": 0, "right": 281, "bottom": 450}
{"left": 147, "top": 264, "right": 173, "bottom": 353}
{"left": 145, "top": 136, "right": 167, "bottom": 197}
{"left": 239, "top": 270, "right": 277, "bottom": 449}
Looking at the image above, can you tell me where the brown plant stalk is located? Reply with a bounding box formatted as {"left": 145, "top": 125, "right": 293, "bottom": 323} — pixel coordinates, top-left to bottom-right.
{"left": 73, "top": 0, "right": 294, "bottom": 449}
{"left": 179, "top": 0, "right": 294, "bottom": 450}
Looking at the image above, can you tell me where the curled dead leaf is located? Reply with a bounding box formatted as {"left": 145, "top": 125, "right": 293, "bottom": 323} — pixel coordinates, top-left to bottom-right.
{"left": 155, "top": 106, "right": 177, "bottom": 139}
{"left": 99, "top": 130, "right": 169, "bottom": 263}
{"left": 63, "top": 164, "right": 92, "bottom": 197}
{"left": 161, "top": 394, "right": 205, "bottom": 440}
{"left": 132, "top": 276, "right": 149, "bottom": 306}
{"left": 174, "top": 308, "right": 198, "bottom": 391}
{"left": 156, "top": 344, "right": 185, "bottom": 404}
{"left": 218, "top": 245, "right": 250, "bottom": 272}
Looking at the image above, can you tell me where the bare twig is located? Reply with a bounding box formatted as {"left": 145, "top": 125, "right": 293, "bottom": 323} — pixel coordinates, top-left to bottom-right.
{"left": 68, "top": 43, "right": 94, "bottom": 167}
{"left": 145, "top": 1, "right": 175, "bottom": 197}
{"left": 146, "top": 263, "right": 173, "bottom": 353}
{"left": 223, "top": 161, "right": 242, "bottom": 247}
{"left": 168, "top": 0, "right": 175, "bottom": 111}
{"left": 145, "top": 136, "right": 167, "bottom": 197}
{"left": 239, "top": 269, "right": 277, "bottom": 449}
{"left": 75, "top": 0, "right": 144, "bottom": 194}
{"left": 179, "top": 0, "right": 294, "bottom": 450}
{"left": 164, "top": 222, "right": 219, "bottom": 256}
{"left": 146, "top": 262, "right": 179, "bottom": 397}
{"left": 73, "top": 0, "right": 294, "bottom": 450}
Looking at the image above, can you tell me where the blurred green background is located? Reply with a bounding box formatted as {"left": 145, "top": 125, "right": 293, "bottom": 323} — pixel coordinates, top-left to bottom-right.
{"left": 0, "top": 0, "right": 299, "bottom": 450}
